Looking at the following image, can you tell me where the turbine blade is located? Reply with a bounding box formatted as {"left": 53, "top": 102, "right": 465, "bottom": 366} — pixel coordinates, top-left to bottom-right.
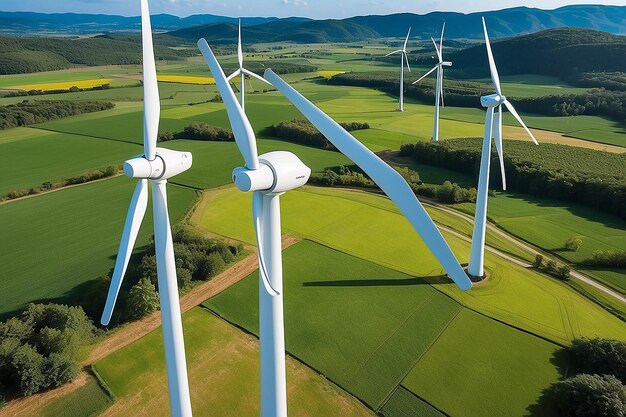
{"left": 198, "top": 38, "right": 260, "bottom": 169}
{"left": 237, "top": 19, "right": 243, "bottom": 69}
{"left": 140, "top": 0, "right": 159, "bottom": 161}
{"left": 482, "top": 17, "right": 502, "bottom": 96}
{"left": 101, "top": 179, "right": 149, "bottom": 325}
{"left": 412, "top": 66, "right": 438, "bottom": 84}
{"left": 385, "top": 49, "right": 403, "bottom": 57}
{"left": 226, "top": 68, "right": 242, "bottom": 82}
{"left": 242, "top": 68, "right": 271, "bottom": 84}
{"left": 265, "top": 69, "right": 472, "bottom": 291}
{"left": 503, "top": 100, "right": 539, "bottom": 145}
{"left": 431, "top": 37, "right": 442, "bottom": 62}
{"left": 253, "top": 192, "right": 279, "bottom": 296}
{"left": 403, "top": 26, "right": 411, "bottom": 51}
{"left": 440, "top": 22, "right": 446, "bottom": 55}
{"left": 493, "top": 106, "right": 506, "bottom": 190}
{"left": 404, "top": 53, "right": 411, "bottom": 72}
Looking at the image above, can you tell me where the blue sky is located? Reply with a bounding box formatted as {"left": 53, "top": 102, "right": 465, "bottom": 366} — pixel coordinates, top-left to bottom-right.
{"left": 2, "top": 0, "right": 625, "bottom": 18}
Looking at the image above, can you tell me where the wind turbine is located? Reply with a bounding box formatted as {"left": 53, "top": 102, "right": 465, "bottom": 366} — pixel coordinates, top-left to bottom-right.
{"left": 100, "top": 1, "right": 193, "bottom": 416}
{"left": 198, "top": 37, "right": 472, "bottom": 417}
{"left": 226, "top": 19, "right": 270, "bottom": 111}
{"left": 385, "top": 27, "right": 412, "bottom": 112}
{"left": 412, "top": 23, "right": 451, "bottom": 141}
{"left": 468, "top": 17, "right": 539, "bottom": 279}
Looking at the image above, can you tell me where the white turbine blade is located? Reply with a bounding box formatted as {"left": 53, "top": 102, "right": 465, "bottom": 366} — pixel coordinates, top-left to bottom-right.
{"left": 198, "top": 38, "right": 260, "bottom": 169}
{"left": 101, "top": 179, "right": 149, "bottom": 325}
{"left": 140, "top": 0, "right": 159, "bottom": 161}
{"left": 412, "top": 66, "right": 438, "bottom": 84}
{"left": 431, "top": 37, "right": 442, "bottom": 62}
{"left": 226, "top": 68, "right": 242, "bottom": 82}
{"left": 403, "top": 26, "right": 411, "bottom": 51}
{"left": 440, "top": 22, "right": 446, "bottom": 55}
{"left": 385, "top": 49, "right": 403, "bottom": 57}
{"left": 493, "top": 106, "right": 506, "bottom": 190}
{"left": 265, "top": 69, "right": 472, "bottom": 291}
{"left": 253, "top": 192, "right": 279, "bottom": 296}
{"left": 242, "top": 68, "right": 271, "bottom": 84}
{"left": 482, "top": 17, "right": 502, "bottom": 96}
{"left": 503, "top": 100, "right": 539, "bottom": 145}
{"left": 237, "top": 18, "right": 243, "bottom": 69}
{"left": 404, "top": 53, "right": 411, "bottom": 72}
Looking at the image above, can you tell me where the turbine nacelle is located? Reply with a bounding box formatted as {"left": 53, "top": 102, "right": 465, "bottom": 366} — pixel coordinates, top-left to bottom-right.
{"left": 124, "top": 148, "right": 192, "bottom": 180}
{"left": 232, "top": 151, "right": 311, "bottom": 194}
{"left": 480, "top": 93, "right": 505, "bottom": 108}
{"left": 441, "top": 61, "right": 452, "bottom": 67}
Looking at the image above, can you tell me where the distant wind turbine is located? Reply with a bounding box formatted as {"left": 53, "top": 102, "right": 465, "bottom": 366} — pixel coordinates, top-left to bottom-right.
{"left": 100, "top": 1, "right": 193, "bottom": 417}
{"left": 199, "top": 33, "right": 472, "bottom": 417}
{"left": 385, "top": 27, "right": 412, "bottom": 112}
{"left": 412, "top": 23, "right": 451, "bottom": 141}
{"left": 468, "top": 17, "right": 539, "bottom": 279}
{"left": 227, "top": 19, "right": 270, "bottom": 111}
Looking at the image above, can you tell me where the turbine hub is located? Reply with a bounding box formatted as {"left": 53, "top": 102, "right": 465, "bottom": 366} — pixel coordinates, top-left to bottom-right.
{"left": 480, "top": 93, "right": 505, "bottom": 108}
{"left": 232, "top": 151, "right": 311, "bottom": 194}
{"left": 441, "top": 61, "right": 452, "bottom": 67}
{"left": 124, "top": 148, "right": 192, "bottom": 180}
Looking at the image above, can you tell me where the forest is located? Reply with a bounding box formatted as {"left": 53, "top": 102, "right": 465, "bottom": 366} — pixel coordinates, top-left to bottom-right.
{"left": 0, "top": 100, "right": 114, "bottom": 129}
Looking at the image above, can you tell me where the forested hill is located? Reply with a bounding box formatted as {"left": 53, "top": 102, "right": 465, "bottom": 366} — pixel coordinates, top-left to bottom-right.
{"left": 447, "top": 28, "right": 626, "bottom": 79}
{"left": 0, "top": 35, "right": 190, "bottom": 75}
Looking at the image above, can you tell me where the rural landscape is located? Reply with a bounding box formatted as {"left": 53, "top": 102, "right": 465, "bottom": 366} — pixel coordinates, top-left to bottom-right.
{"left": 0, "top": 1, "right": 625, "bottom": 416}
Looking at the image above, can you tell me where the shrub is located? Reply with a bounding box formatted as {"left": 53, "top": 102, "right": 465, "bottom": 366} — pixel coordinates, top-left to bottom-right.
{"left": 125, "top": 278, "right": 160, "bottom": 321}
{"left": 546, "top": 259, "right": 558, "bottom": 274}
{"left": 565, "top": 237, "right": 583, "bottom": 252}
{"left": 436, "top": 181, "right": 477, "bottom": 204}
{"left": 554, "top": 374, "right": 626, "bottom": 417}
{"left": 533, "top": 254, "right": 544, "bottom": 268}
{"left": 140, "top": 255, "right": 158, "bottom": 284}
{"left": 199, "top": 253, "right": 226, "bottom": 279}
{"left": 11, "top": 344, "right": 45, "bottom": 396}
{"left": 43, "top": 353, "right": 79, "bottom": 389}
{"left": 570, "top": 338, "right": 626, "bottom": 383}
{"left": 557, "top": 265, "right": 571, "bottom": 281}
{"left": 176, "top": 268, "right": 192, "bottom": 291}
{"left": 176, "top": 123, "right": 234, "bottom": 142}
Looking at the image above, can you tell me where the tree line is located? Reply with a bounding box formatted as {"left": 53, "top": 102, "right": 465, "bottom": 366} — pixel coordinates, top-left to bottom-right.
{"left": 159, "top": 122, "right": 234, "bottom": 142}
{"left": 0, "top": 100, "right": 114, "bottom": 130}
{"left": 266, "top": 118, "right": 370, "bottom": 151}
{"left": 400, "top": 139, "right": 626, "bottom": 220}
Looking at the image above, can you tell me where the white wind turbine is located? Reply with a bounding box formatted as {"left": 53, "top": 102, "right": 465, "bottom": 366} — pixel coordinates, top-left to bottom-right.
{"left": 198, "top": 37, "right": 472, "bottom": 417}
{"left": 226, "top": 19, "right": 270, "bottom": 111}
{"left": 100, "top": 1, "right": 193, "bottom": 416}
{"left": 468, "top": 17, "right": 539, "bottom": 279}
{"left": 386, "top": 27, "right": 412, "bottom": 112}
{"left": 412, "top": 23, "right": 451, "bottom": 141}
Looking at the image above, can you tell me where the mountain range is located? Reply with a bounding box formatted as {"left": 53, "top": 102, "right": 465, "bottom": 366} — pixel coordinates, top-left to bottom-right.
{"left": 1, "top": 5, "right": 626, "bottom": 41}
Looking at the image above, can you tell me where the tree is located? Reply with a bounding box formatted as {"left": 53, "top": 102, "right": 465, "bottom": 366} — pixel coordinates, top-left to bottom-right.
{"left": 554, "top": 374, "right": 626, "bottom": 417}
{"left": 533, "top": 254, "right": 544, "bottom": 268}
{"left": 199, "top": 253, "right": 225, "bottom": 279}
{"left": 11, "top": 344, "right": 45, "bottom": 396}
{"left": 565, "top": 236, "right": 583, "bottom": 251}
{"left": 570, "top": 338, "right": 626, "bottom": 383}
{"left": 43, "top": 353, "right": 79, "bottom": 388}
{"left": 545, "top": 259, "right": 558, "bottom": 274}
{"left": 125, "top": 278, "right": 160, "bottom": 321}
{"left": 558, "top": 265, "right": 571, "bottom": 281}
{"left": 176, "top": 268, "right": 192, "bottom": 291}
{"left": 140, "top": 255, "right": 158, "bottom": 284}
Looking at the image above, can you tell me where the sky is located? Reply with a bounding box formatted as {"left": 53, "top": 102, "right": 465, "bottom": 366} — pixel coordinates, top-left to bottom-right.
{"left": 2, "top": 0, "right": 626, "bottom": 19}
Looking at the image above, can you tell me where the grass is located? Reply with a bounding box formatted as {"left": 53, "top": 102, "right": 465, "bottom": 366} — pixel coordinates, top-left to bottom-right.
{"left": 194, "top": 186, "right": 626, "bottom": 345}
{"left": 205, "top": 240, "right": 461, "bottom": 408}
{"left": 402, "top": 309, "right": 567, "bottom": 417}
{"left": 578, "top": 268, "right": 626, "bottom": 295}
{"left": 379, "top": 386, "right": 445, "bottom": 417}
{"left": 9, "top": 79, "right": 112, "bottom": 91}
{"left": 0, "top": 127, "right": 138, "bottom": 196}
{"left": 38, "top": 375, "right": 113, "bottom": 417}
{"left": 0, "top": 176, "right": 197, "bottom": 318}
{"left": 93, "top": 307, "right": 374, "bottom": 417}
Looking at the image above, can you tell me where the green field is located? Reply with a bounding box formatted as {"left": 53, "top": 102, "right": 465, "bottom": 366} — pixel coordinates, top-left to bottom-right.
{"left": 93, "top": 307, "right": 374, "bottom": 417}
{"left": 0, "top": 176, "right": 197, "bottom": 317}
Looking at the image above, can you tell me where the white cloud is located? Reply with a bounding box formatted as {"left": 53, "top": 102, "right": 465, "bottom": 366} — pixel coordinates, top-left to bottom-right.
{"left": 282, "top": 0, "right": 308, "bottom": 7}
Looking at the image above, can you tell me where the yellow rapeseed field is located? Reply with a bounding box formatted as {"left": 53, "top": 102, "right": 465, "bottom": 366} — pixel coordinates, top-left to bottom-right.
{"left": 317, "top": 70, "right": 345, "bottom": 79}
{"left": 157, "top": 75, "right": 215, "bottom": 85}
{"left": 12, "top": 79, "right": 112, "bottom": 91}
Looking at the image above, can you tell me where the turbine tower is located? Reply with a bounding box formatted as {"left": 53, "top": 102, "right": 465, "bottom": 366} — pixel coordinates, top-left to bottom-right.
{"left": 199, "top": 37, "right": 472, "bottom": 417}
{"left": 100, "top": 1, "right": 193, "bottom": 416}
{"left": 226, "top": 19, "right": 270, "bottom": 111}
{"left": 468, "top": 17, "right": 539, "bottom": 279}
{"left": 385, "top": 27, "right": 412, "bottom": 112}
{"left": 412, "top": 23, "right": 451, "bottom": 141}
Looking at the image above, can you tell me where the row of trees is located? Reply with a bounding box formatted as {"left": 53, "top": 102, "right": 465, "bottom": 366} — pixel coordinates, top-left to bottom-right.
{"left": 2, "top": 83, "right": 113, "bottom": 98}
{"left": 3, "top": 166, "right": 119, "bottom": 202}
{"left": 0, "top": 100, "right": 114, "bottom": 130}
{"left": 584, "top": 250, "right": 626, "bottom": 268}
{"left": 266, "top": 118, "right": 370, "bottom": 151}
{"left": 0, "top": 304, "right": 98, "bottom": 398}
{"left": 553, "top": 338, "right": 626, "bottom": 416}
{"left": 79, "top": 226, "right": 243, "bottom": 325}
{"left": 158, "top": 122, "right": 234, "bottom": 142}
{"left": 400, "top": 140, "right": 626, "bottom": 220}
{"left": 533, "top": 255, "right": 571, "bottom": 281}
